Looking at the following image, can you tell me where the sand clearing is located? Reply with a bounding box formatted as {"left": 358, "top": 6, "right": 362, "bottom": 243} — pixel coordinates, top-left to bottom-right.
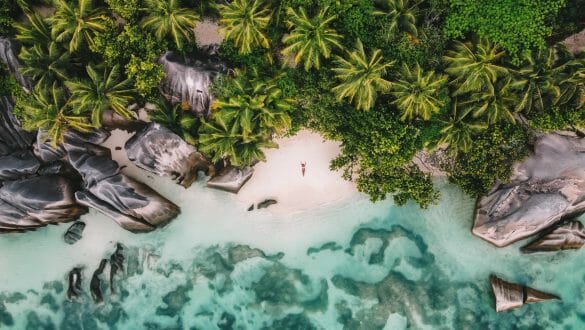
{"left": 237, "top": 129, "right": 358, "bottom": 214}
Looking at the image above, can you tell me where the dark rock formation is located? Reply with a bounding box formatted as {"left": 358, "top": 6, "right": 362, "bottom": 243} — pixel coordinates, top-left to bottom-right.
{"left": 66, "top": 267, "right": 82, "bottom": 300}
{"left": 125, "top": 122, "right": 209, "bottom": 188}
{"left": 63, "top": 221, "right": 85, "bottom": 245}
{"left": 109, "top": 243, "right": 124, "bottom": 294}
{"left": 490, "top": 275, "right": 560, "bottom": 312}
{"left": 159, "top": 51, "right": 226, "bottom": 117}
{"left": 521, "top": 220, "right": 585, "bottom": 253}
{"left": 0, "top": 96, "right": 34, "bottom": 154}
{"left": 207, "top": 166, "right": 254, "bottom": 193}
{"left": 473, "top": 133, "right": 585, "bottom": 247}
{"left": 90, "top": 259, "right": 107, "bottom": 303}
{"left": 0, "top": 175, "right": 88, "bottom": 232}
{"left": 101, "top": 109, "right": 145, "bottom": 132}
{"left": 0, "top": 37, "right": 31, "bottom": 91}
{"left": 0, "top": 150, "right": 40, "bottom": 180}
{"left": 257, "top": 199, "right": 277, "bottom": 209}
{"left": 65, "top": 142, "right": 179, "bottom": 232}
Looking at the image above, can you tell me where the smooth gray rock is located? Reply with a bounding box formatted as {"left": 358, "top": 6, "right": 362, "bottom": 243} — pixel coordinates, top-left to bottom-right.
{"left": 125, "top": 122, "right": 209, "bottom": 188}
{"left": 490, "top": 275, "right": 560, "bottom": 312}
{"left": 257, "top": 199, "right": 277, "bottom": 209}
{"left": 101, "top": 109, "right": 145, "bottom": 131}
{"left": 0, "top": 175, "right": 87, "bottom": 232}
{"left": 63, "top": 222, "right": 85, "bottom": 245}
{"left": 0, "top": 150, "right": 40, "bottom": 180}
{"left": 473, "top": 133, "right": 585, "bottom": 247}
{"left": 207, "top": 166, "right": 254, "bottom": 193}
{"left": 159, "top": 51, "right": 226, "bottom": 117}
{"left": 0, "top": 37, "right": 31, "bottom": 91}
{"left": 65, "top": 141, "right": 179, "bottom": 232}
{"left": 34, "top": 129, "right": 111, "bottom": 163}
{"left": 0, "top": 96, "right": 34, "bottom": 155}
{"left": 521, "top": 220, "right": 585, "bottom": 252}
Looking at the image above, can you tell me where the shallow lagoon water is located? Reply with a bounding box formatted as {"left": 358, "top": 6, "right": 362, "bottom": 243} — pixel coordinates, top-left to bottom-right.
{"left": 1, "top": 174, "right": 584, "bottom": 329}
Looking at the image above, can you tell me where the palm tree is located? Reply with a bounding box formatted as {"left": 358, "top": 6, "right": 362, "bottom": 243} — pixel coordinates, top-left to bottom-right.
{"left": 391, "top": 63, "right": 446, "bottom": 120}
{"left": 19, "top": 42, "right": 71, "bottom": 87}
{"left": 281, "top": 6, "right": 343, "bottom": 71}
{"left": 462, "top": 77, "right": 517, "bottom": 124}
{"left": 14, "top": 11, "right": 52, "bottom": 46}
{"left": 18, "top": 83, "right": 93, "bottom": 145}
{"left": 332, "top": 39, "right": 394, "bottom": 111}
{"left": 65, "top": 65, "right": 135, "bottom": 127}
{"left": 373, "top": 0, "right": 420, "bottom": 39}
{"left": 198, "top": 70, "right": 292, "bottom": 167}
{"left": 150, "top": 97, "right": 199, "bottom": 144}
{"left": 217, "top": 0, "right": 272, "bottom": 54}
{"left": 439, "top": 100, "right": 487, "bottom": 154}
{"left": 556, "top": 49, "right": 585, "bottom": 108}
{"left": 513, "top": 46, "right": 565, "bottom": 114}
{"left": 141, "top": 0, "right": 199, "bottom": 50}
{"left": 443, "top": 38, "right": 508, "bottom": 96}
{"left": 51, "top": 0, "right": 110, "bottom": 53}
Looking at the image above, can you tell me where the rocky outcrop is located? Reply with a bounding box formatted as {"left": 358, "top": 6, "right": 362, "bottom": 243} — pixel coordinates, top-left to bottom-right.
{"left": 109, "top": 243, "right": 124, "bottom": 293}
{"left": 65, "top": 141, "right": 179, "bottom": 233}
{"left": 159, "top": 51, "right": 227, "bottom": 117}
{"left": 473, "top": 133, "right": 585, "bottom": 247}
{"left": 125, "top": 123, "right": 209, "bottom": 188}
{"left": 257, "top": 199, "right": 277, "bottom": 209}
{"left": 0, "top": 37, "right": 31, "bottom": 92}
{"left": 90, "top": 259, "right": 107, "bottom": 303}
{"left": 521, "top": 220, "right": 585, "bottom": 253}
{"left": 0, "top": 96, "right": 34, "bottom": 154}
{"left": 101, "top": 109, "right": 145, "bottom": 132}
{"left": 207, "top": 166, "right": 254, "bottom": 193}
{"left": 63, "top": 222, "right": 85, "bottom": 245}
{"left": 67, "top": 267, "right": 82, "bottom": 300}
{"left": 490, "top": 275, "right": 560, "bottom": 312}
{"left": 0, "top": 150, "right": 40, "bottom": 180}
{"left": 0, "top": 175, "right": 87, "bottom": 232}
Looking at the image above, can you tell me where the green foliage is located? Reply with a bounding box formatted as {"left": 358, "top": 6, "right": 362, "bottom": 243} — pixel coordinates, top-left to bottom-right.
{"left": 0, "top": 64, "right": 20, "bottom": 97}
{"left": 217, "top": 0, "right": 272, "bottom": 55}
{"left": 333, "top": 39, "right": 394, "bottom": 111}
{"left": 529, "top": 106, "right": 585, "bottom": 131}
{"left": 444, "top": 0, "right": 566, "bottom": 60}
{"left": 0, "top": 0, "right": 17, "bottom": 36}
{"left": 125, "top": 56, "right": 166, "bottom": 100}
{"left": 149, "top": 97, "right": 200, "bottom": 144}
{"left": 282, "top": 6, "right": 343, "bottom": 71}
{"left": 141, "top": 0, "right": 199, "bottom": 51}
{"left": 373, "top": 0, "right": 420, "bottom": 38}
{"left": 105, "top": 0, "right": 140, "bottom": 22}
{"left": 444, "top": 124, "right": 530, "bottom": 196}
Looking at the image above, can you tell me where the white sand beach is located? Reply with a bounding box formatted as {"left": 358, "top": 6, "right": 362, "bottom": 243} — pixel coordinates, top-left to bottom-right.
{"left": 237, "top": 129, "right": 358, "bottom": 214}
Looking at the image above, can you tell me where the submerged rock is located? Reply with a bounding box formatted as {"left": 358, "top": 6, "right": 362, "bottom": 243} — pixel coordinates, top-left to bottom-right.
{"left": 0, "top": 175, "right": 87, "bottom": 232}
{"left": 90, "top": 259, "right": 107, "bottom": 303}
{"left": 473, "top": 133, "right": 585, "bottom": 247}
{"left": 159, "top": 51, "right": 226, "bottom": 117}
{"left": 125, "top": 122, "right": 209, "bottom": 188}
{"left": 0, "top": 37, "right": 31, "bottom": 91}
{"left": 67, "top": 267, "right": 82, "bottom": 300}
{"left": 207, "top": 166, "right": 254, "bottom": 193}
{"left": 490, "top": 275, "right": 560, "bottom": 312}
{"left": 109, "top": 243, "right": 124, "bottom": 294}
{"left": 63, "top": 221, "right": 86, "bottom": 245}
{"left": 257, "top": 199, "right": 277, "bottom": 209}
{"left": 521, "top": 220, "right": 585, "bottom": 253}
{"left": 66, "top": 142, "right": 179, "bottom": 232}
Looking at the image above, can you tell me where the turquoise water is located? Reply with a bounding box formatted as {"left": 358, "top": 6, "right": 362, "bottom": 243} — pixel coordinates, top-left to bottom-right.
{"left": 0, "top": 176, "right": 584, "bottom": 329}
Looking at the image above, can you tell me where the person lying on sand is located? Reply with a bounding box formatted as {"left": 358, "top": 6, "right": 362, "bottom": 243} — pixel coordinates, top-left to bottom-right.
{"left": 301, "top": 162, "right": 306, "bottom": 177}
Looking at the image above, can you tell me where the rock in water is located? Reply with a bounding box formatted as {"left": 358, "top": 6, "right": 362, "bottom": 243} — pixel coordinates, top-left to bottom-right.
{"left": 109, "top": 243, "right": 124, "bottom": 294}
{"left": 90, "top": 259, "right": 107, "bottom": 303}
{"left": 473, "top": 133, "right": 585, "bottom": 247}
{"left": 125, "top": 123, "right": 209, "bottom": 188}
{"left": 257, "top": 199, "right": 277, "bottom": 209}
{"left": 490, "top": 275, "right": 560, "bottom": 312}
{"left": 65, "top": 141, "right": 179, "bottom": 232}
{"left": 63, "top": 222, "right": 86, "bottom": 245}
{"left": 0, "top": 37, "right": 31, "bottom": 91}
{"left": 159, "top": 51, "right": 226, "bottom": 117}
{"left": 67, "top": 267, "right": 82, "bottom": 300}
{"left": 207, "top": 166, "right": 254, "bottom": 193}
{"left": 0, "top": 176, "right": 88, "bottom": 233}
{"left": 521, "top": 221, "right": 585, "bottom": 253}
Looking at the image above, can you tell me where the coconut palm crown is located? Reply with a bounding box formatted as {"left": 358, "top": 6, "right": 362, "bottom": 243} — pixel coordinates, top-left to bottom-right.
{"left": 281, "top": 6, "right": 343, "bottom": 71}
{"left": 65, "top": 65, "right": 135, "bottom": 127}
{"left": 51, "top": 0, "right": 110, "bottom": 53}
{"left": 332, "top": 39, "right": 394, "bottom": 111}
{"left": 373, "top": 0, "right": 420, "bottom": 38}
{"left": 391, "top": 63, "right": 446, "bottom": 121}
{"left": 141, "top": 0, "right": 199, "bottom": 50}
{"left": 217, "top": 0, "right": 272, "bottom": 54}
{"left": 443, "top": 38, "right": 508, "bottom": 96}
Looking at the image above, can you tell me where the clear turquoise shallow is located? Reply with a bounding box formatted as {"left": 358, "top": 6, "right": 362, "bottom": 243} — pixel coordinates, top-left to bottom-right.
{"left": 0, "top": 177, "right": 584, "bottom": 329}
